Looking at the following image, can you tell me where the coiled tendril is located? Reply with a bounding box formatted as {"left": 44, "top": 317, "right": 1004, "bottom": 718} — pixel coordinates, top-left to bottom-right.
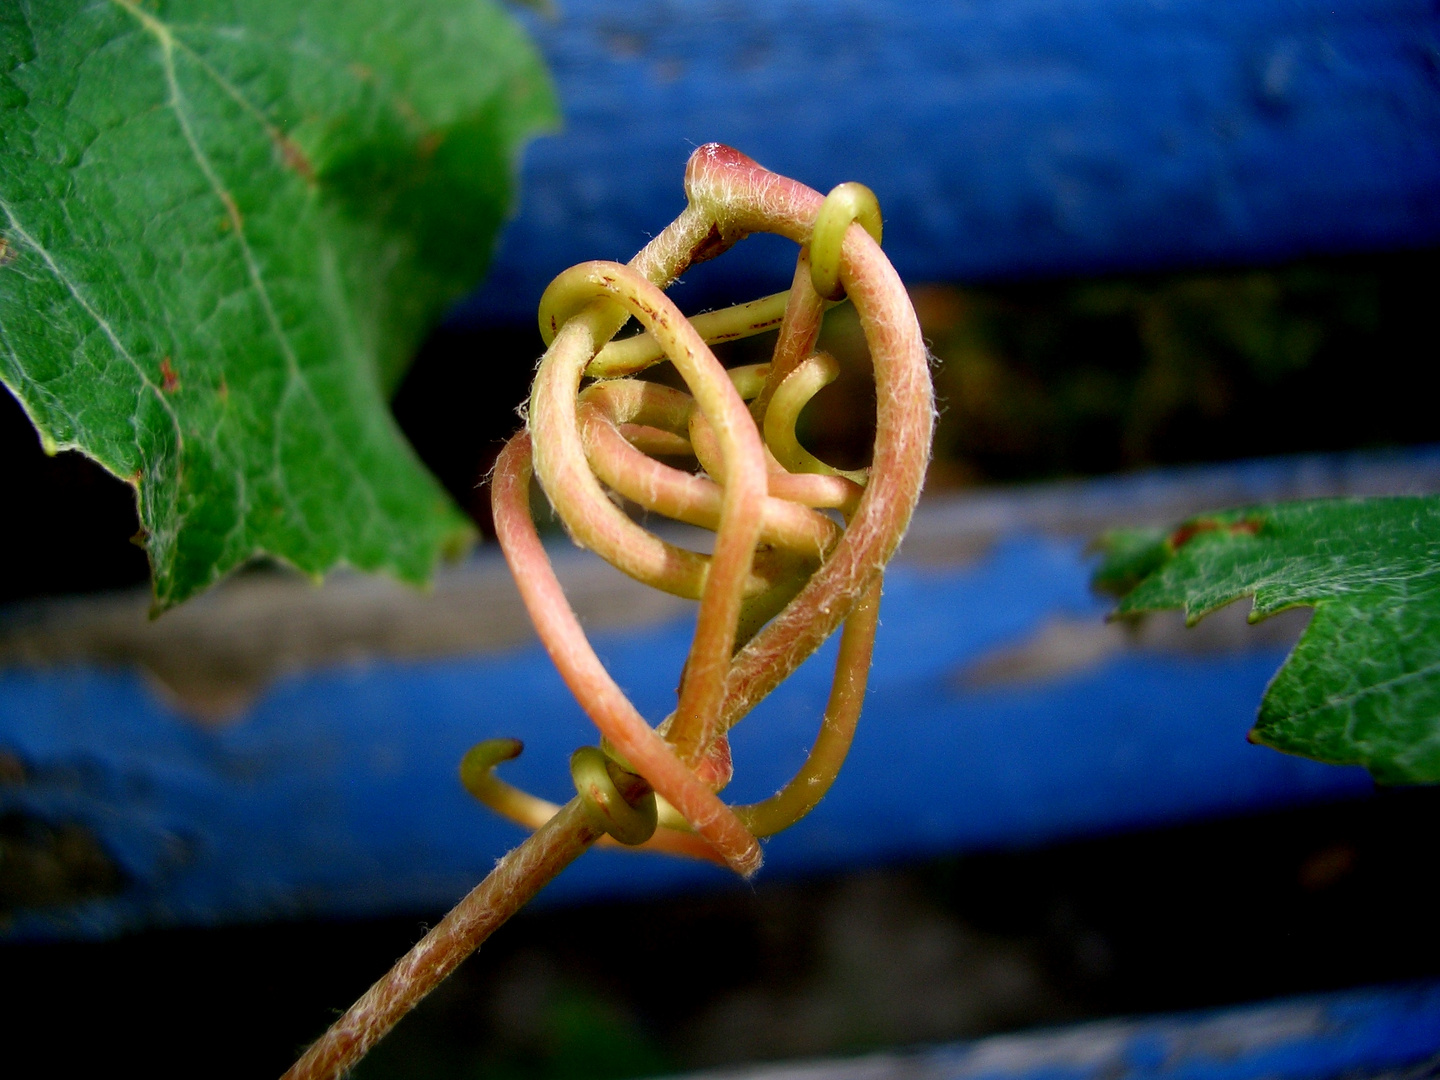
{"left": 284, "top": 145, "right": 932, "bottom": 1080}
{"left": 472, "top": 145, "right": 932, "bottom": 873}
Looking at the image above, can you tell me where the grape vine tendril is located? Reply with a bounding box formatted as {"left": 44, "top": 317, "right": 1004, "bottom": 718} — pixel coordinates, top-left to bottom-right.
{"left": 282, "top": 144, "right": 933, "bottom": 1080}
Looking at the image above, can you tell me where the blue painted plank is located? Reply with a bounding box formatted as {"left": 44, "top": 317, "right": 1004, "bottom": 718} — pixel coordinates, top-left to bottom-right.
{"left": 10, "top": 448, "right": 1439, "bottom": 939}
{"left": 0, "top": 539, "right": 1364, "bottom": 939}
{"left": 460, "top": 0, "right": 1440, "bottom": 324}
{"left": 693, "top": 982, "right": 1440, "bottom": 1080}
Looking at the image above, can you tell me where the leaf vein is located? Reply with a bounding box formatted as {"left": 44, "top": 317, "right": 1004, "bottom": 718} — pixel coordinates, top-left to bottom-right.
{"left": 1279, "top": 649, "right": 1440, "bottom": 728}
{"left": 112, "top": 0, "right": 387, "bottom": 533}
{"left": 0, "top": 194, "right": 183, "bottom": 453}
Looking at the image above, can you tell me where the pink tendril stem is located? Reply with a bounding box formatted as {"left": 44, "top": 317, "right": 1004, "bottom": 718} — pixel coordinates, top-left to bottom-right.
{"left": 492, "top": 432, "right": 765, "bottom": 876}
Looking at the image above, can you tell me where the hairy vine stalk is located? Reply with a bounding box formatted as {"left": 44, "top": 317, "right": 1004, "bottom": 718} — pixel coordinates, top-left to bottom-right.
{"left": 284, "top": 144, "right": 933, "bottom": 1080}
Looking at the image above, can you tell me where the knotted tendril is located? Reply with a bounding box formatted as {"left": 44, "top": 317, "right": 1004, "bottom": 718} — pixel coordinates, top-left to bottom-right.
{"left": 282, "top": 145, "right": 933, "bottom": 1080}
{"left": 470, "top": 146, "right": 933, "bottom": 874}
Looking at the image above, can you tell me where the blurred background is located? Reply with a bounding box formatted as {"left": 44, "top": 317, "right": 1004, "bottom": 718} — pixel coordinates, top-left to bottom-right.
{"left": 3, "top": 0, "right": 1440, "bottom": 1077}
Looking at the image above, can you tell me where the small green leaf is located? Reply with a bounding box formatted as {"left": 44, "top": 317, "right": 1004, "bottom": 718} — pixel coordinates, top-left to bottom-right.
{"left": 1095, "top": 497, "right": 1440, "bottom": 784}
{"left": 0, "top": 0, "right": 557, "bottom": 608}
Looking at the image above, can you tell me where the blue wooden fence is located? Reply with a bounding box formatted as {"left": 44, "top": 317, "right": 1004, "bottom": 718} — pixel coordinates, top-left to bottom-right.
{"left": 461, "top": 0, "right": 1440, "bottom": 323}
{"left": 3, "top": 447, "right": 1438, "bottom": 941}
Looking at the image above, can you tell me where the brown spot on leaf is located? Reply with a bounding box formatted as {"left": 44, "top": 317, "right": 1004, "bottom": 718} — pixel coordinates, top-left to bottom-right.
{"left": 348, "top": 62, "right": 375, "bottom": 82}
{"left": 217, "top": 374, "right": 229, "bottom": 401}
{"left": 1168, "top": 520, "right": 1217, "bottom": 548}
{"left": 1169, "top": 515, "right": 1262, "bottom": 550}
{"left": 160, "top": 356, "right": 180, "bottom": 394}
{"left": 275, "top": 134, "right": 316, "bottom": 183}
{"left": 417, "top": 131, "right": 445, "bottom": 160}
{"left": 0, "top": 236, "right": 15, "bottom": 267}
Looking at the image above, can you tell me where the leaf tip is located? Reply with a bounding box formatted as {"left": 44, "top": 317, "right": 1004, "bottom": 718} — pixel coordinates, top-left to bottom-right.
{"left": 440, "top": 524, "right": 478, "bottom": 563}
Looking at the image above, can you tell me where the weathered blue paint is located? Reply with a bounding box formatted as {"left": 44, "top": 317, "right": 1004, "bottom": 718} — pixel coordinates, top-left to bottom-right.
{"left": 9, "top": 444, "right": 1440, "bottom": 939}
{"left": 0, "top": 527, "right": 1377, "bottom": 939}
{"left": 461, "top": 0, "right": 1440, "bottom": 324}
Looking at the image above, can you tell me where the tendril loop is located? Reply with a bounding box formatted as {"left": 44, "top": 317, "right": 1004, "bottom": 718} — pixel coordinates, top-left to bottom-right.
{"left": 469, "top": 144, "right": 933, "bottom": 878}
{"left": 808, "top": 182, "right": 883, "bottom": 301}
{"left": 570, "top": 746, "right": 659, "bottom": 846}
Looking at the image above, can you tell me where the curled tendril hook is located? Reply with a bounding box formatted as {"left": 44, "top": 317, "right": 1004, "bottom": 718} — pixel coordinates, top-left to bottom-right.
{"left": 283, "top": 145, "right": 932, "bottom": 1080}
{"left": 809, "top": 182, "right": 883, "bottom": 301}
{"left": 460, "top": 738, "right": 717, "bottom": 862}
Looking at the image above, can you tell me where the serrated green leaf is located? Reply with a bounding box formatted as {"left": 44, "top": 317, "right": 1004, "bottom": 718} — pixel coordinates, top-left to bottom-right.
{"left": 1095, "top": 497, "right": 1440, "bottom": 785}
{"left": 0, "top": 0, "right": 556, "bottom": 608}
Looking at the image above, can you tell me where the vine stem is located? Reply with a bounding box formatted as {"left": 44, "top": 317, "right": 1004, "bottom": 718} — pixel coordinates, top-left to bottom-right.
{"left": 280, "top": 794, "right": 617, "bottom": 1080}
